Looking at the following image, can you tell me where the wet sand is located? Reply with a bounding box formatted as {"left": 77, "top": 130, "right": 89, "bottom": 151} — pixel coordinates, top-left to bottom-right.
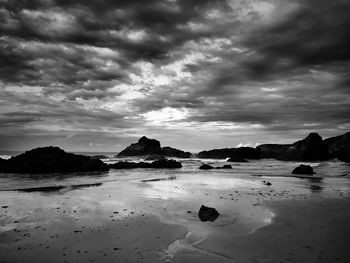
{"left": 0, "top": 161, "right": 349, "bottom": 262}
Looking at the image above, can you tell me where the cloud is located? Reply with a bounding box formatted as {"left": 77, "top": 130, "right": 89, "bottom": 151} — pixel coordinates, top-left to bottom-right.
{"left": 0, "top": 0, "right": 349, "bottom": 151}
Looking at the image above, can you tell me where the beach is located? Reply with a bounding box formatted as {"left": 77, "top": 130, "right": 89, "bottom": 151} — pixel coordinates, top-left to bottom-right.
{"left": 0, "top": 158, "right": 349, "bottom": 263}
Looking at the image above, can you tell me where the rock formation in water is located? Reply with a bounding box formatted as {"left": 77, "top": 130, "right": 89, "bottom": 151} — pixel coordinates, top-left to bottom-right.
{"left": 198, "top": 205, "right": 220, "bottom": 222}
{"left": 117, "top": 136, "right": 162, "bottom": 156}
{"left": 110, "top": 159, "right": 182, "bottom": 169}
{"left": 279, "top": 133, "right": 329, "bottom": 161}
{"left": 0, "top": 146, "right": 108, "bottom": 174}
{"left": 292, "top": 164, "right": 315, "bottom": 175}
{"left": 256, "top": 144, "right": 291, "bottom": 159}
{"left": 161, "top": 146, "right": 192, "bottom": 158}
{"left": 199, "top": 164, "right": 232, "bottom": 170}
{"left": 197, "top": 148, "right": 236, "bottom": 159}
{"left": 324, "top": 131, "right": 350, "bottom": 163}
{"left": 117, "top": 136, "right": 192, "bottom": 158}
{"left": 227, "top": 157, "right": 249, "bottom": 162}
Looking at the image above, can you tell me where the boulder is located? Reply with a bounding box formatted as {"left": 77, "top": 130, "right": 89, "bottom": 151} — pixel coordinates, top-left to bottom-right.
{"left": 161, "top": 146, "right": 192, "bottom": 158}
{"left": 197, "top": 148, "right": 236, "bottom": 159}
{"left": 199, "top": 164, "right": 214, "bottom": 170}
{"left": 227, "top": 157, "right": 249, "bottom": 163}
{"left": 110, "top": 159, "right": 182, "bottom": 169}
{"left": 0, "top": 146, "right": 108, "bottom": 174}
{"left": 117, "top": 136, "right": 162, "bottom": 157}
{"left": 256, "top": 144, "right": 291, "bottom": 159}
{"left": 324, "top": 131, "right": 350, "bottom": 162}
{"left": 280, "top": 133, "right": 329, "bottom": 161}
{"left": 292, "top": 164, "right": 315, "bottom": 175}
{"left": 198, "top": 205, "right": 220, "bottom": 222}
{"left": 233, "top": 147, "right": 260, "bottom": 159}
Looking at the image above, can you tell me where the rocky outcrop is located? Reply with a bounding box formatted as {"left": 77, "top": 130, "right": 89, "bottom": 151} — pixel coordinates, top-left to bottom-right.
{"left": 199, "top": 164, "right": 232, "bottom": 170}
{"left": 144, "top": 154, "right": 165, "bottom": 161}
{"left": 161, "top": 146, "right": 192, "bottom": 158}
{"left": 198, "top": 147, "right": 259, "bottom": 159}
{"left": 227, "top": 157, "right": 248, "bottom": 162}
{"left": 110, "top": 159, "right": 182, "bottom": 169}
{"left": 279, "top": 133, "right": 329, "bottom": 161}
{"left": 117, "top": 136, "right": 192, "bottom": 158}
{"left": 324, "top": 132, "right": 350, "bottom": 162}
{"left": 198, "top": 205, "right": 220, "bottom": 222}
{"left": 117, "top": 136, "right": 162, "bottom": 157}
{"left": 197, "top": 148, "right": 236, "bottom": 159}
{"left": 292, "top": 164, "right": 315, "bottom": 175}
{"left": 0, "top": 147, "right": 108, "bottom": 174}
{"left": 257, "top": 144, "right": 291, "bottom": 159}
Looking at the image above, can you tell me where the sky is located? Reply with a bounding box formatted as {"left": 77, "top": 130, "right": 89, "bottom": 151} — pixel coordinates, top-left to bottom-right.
{"left": 0, "top": 0, "right": 349, "bottom": 152}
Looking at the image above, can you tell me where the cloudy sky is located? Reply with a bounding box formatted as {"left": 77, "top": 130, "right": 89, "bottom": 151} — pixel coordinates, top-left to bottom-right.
{"left": 0, "top": 0, "right": 349, "bottom": 152}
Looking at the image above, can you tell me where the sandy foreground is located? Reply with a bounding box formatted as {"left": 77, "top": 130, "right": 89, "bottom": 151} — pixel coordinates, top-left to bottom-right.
{"left": 0, "top": 169, "right": 349, "bottom": 263}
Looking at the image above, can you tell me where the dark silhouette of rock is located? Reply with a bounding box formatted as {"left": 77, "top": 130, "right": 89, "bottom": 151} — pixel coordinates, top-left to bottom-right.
{"left": 110, "top": 159, "right": 182, "bottom": 169}
{"left": 227, "top": 157, "right": 249, "bottom": 162}
{"left": 161, "top": 146, "right": 192, "bottom": 158}
{"left": 198, "top": 205, "right": 220, "bottom": 222}
{"left": 292, "top": 164, "right": 315, "bottom": 175}
{"left": 324, "top": 131, "right": 350, "bottom": 162}
{"left": 198, "top": 147, "right": 259, "bottom": 159}
{"left": 233, "top": 147, "right": 260, "bottom": 159}
{"left": 199, "top": 164, "right": 214, "bottom": 170}
{"left": 117, "top": 136, "right": 162, "bottom": 156}
{"left": 279, "top": 133, "right": 329, "bottom": 161}
{"left": 0, "top": 147, "right": 108, "bottom": 174}
{"left": 199, "top": 164, "right": 232, "bottom": 169}
{"left": 145, "top": 154, "right": 165, "bottom": 161}
{"left": 197, "top": 148, "right": 236, "bottom": 159}
{"left": 256, "top": 144, "right": 291, "bottom": 159}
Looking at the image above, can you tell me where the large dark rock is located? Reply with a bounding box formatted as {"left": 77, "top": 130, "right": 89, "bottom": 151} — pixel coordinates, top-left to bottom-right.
{"left": 0, "top": 147, "right": 108, "bottom": 174}
{"left": 199, "top": 164, "right": 214, "bottom": 170}
{"left": 279, "top": 133, "right": 329, "bottom": 161}
{"left": 117, "top": 136, "right": 162, "bottom": 156}
{"left": 292, "top": 164, "right": 315, "bottom": 175}
{"left": 198, "top": 147, "right": 259, "bottom": 159}
{"left": 161, "top": 146, "right": 192, "bottom": 158}
{"left": 198, "top": 205, "right": 220, "bottom": 222}
{"left": 216, "top": 164, "right": 232, "bottom": 169}
{"left": 110, "top": 159, "right": 182, "bottom": 169}
{"left": 144, "top": 154, "right": 165, "bottom": 161}
{"left": 227, "top": 157, "right": 249, "bottom": 162}
{"left": 197, "top": 148, "right": 236, "bottom": 159}
{"left": 324, "top": 132, "right": 350, "bottom": 162}
{"left": 257, "top": 144, "right": 291, "bottom": 159}
{"left": 233, "top": 147, "right": 260, "bottom": 159}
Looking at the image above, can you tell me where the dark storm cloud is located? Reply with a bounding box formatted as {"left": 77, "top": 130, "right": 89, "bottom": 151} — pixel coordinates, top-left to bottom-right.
{"left": 1, "top": 0, "right": 350, "bottom": 151}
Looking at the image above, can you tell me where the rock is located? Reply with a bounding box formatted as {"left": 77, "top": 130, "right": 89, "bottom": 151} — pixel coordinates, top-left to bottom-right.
{"left": 117, "top": 136, "right": 162, "bottom": 157}
{"left": 198, "top": 205, "right": 220, "bottom": 222}
{"left": 197, "top": 148, "right": 236, "bottom": 159}
{"left": 292, "top": 164, "right": 315, "bottom": 175}
{"left": 110, "top": 159, "right": 182, "bottom": 169}
{"left": 152, "top": 159, "right": 182, "bottom": 168}
{"left": 0, "top": 147, "right": 108, "bottom": 174}
{"left": 233, "top": 147, "right": 260, "bottom": 159}
{"left": 280, "top": 133, "right": 329, "bottom": 161}
{"left": 199, "top": 164, "right": 214, "bottom": 170}
{"left": 144, "top": 154, "right": 165, "bottom": 161}
{"left": 324, "top": 131, "right": 350, "bottom": 162}
{"left": 161, "top": 146, "right": 192, "bottom": 158}
{"left": 227, "top": 157, "right": 249, "bottom": 162}
{"left": 198, "top": 147, "right": 260, "bottom": 159}
{"left": 262, "top": 180, "right": 272, "bottom": 186}
{"left": 256, "top": 144, "right": 291, "bottom": 159}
